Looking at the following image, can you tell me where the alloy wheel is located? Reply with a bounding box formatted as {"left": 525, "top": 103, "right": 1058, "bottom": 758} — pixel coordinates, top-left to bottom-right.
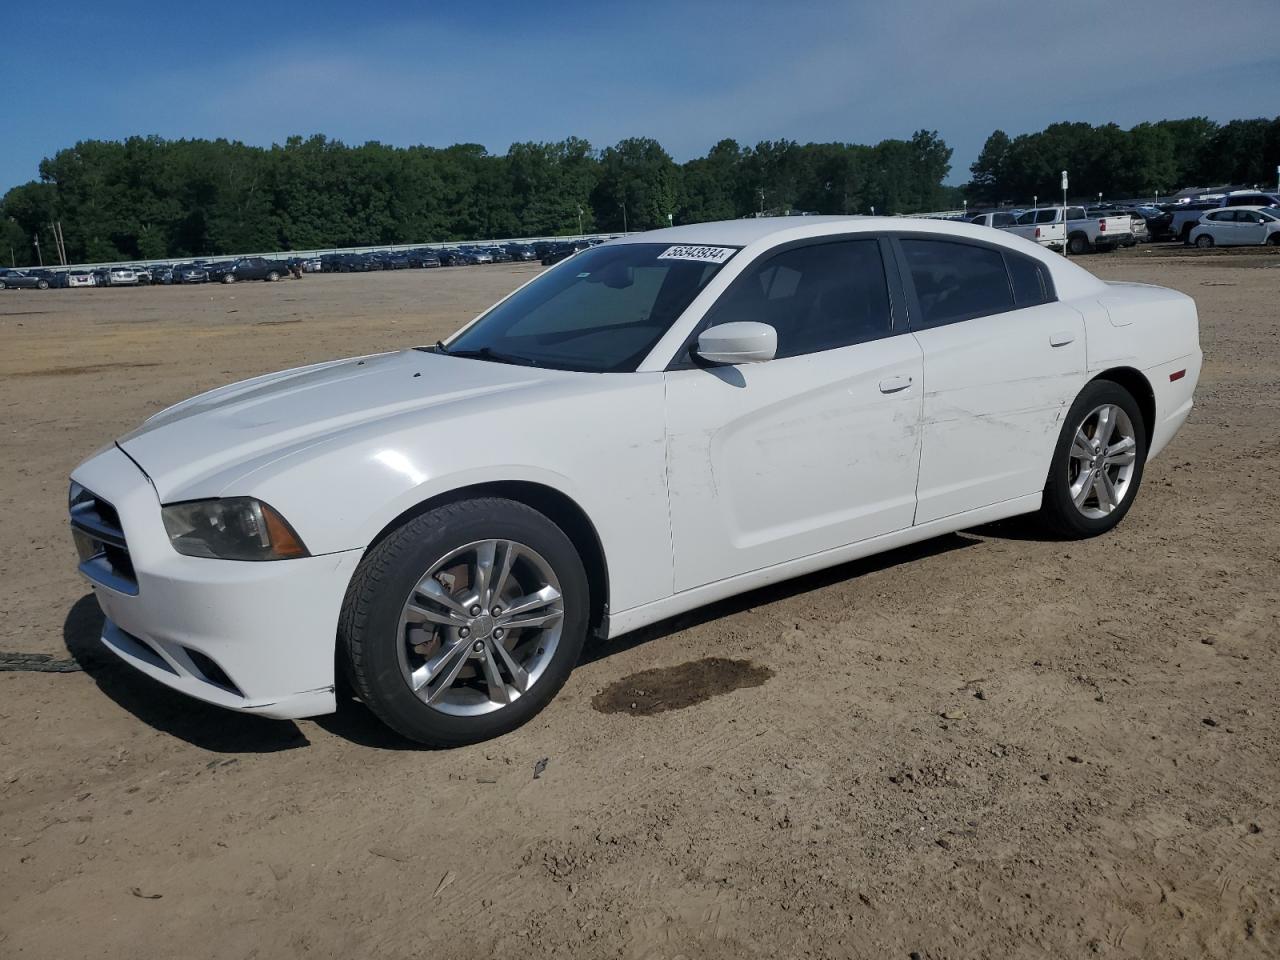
{"left": 1067, "top": 403, "right": 1138, "bottom": 519}
{"left": 396, "top": 539, "right": 565, "bottom": 716}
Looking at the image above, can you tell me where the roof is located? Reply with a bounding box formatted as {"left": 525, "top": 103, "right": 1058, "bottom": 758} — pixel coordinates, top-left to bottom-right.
{"left": 612, "top": 216, "right": 882, "bottom": 247}
{"left": 610, "top": 214, "right": 1108, "bottom": 301}
{"left": 609, "top": 214, "right": 1050, "bottom": 252}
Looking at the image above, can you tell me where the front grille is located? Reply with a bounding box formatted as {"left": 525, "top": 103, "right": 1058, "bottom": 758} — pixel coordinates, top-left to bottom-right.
{"left": 70, "top": 488, "right": 138, "bottom": 595}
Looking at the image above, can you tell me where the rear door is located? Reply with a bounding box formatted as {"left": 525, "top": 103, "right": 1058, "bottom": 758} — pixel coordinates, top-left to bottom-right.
{"left": 663, "top": 236, "right": 923, "bottom": 591}
{"left": 896, "top": 235, "right": 1087, "bottom": 524}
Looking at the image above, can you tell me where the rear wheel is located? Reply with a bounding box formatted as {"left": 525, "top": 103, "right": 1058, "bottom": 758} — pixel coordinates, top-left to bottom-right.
{"left": 1039, "top": 380, "right": 1147, "bottom": 538}
{"left": 1195, "top": 234, "right": 1214, "bottom": 249}
{"left": 267, "top": 270, "right": 280, "bottom": 281}
{"left": 36, "top": 279, "right": 49, "bottom": 290}
{"left": 1068, "top": 233, "right": 1090, "bottom": 255}
{"left": 340, "top": 498, "right": 590, "bottom": 746}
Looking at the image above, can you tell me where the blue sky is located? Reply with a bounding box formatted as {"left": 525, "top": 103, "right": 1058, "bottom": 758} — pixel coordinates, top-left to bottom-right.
{"left": 4, "top": 0, "right": 1278, "bottom": 193}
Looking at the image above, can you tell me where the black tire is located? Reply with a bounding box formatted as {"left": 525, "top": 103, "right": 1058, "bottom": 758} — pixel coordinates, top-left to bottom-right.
{"left": 1068, "top": 233, "right": 1090, "bottom": 255}
{"left": 36, "top": 279, "right": 49, "bottom": 290}
{"left": 1039, "top": 379, "right": 1148, "bottom": 539}
{"left": 267, "top": 271, "right": 280, "bottom": 281}
{"left": 1267, "top": 234, "right": 1279, "bottom": 246}
{"left": 340, "top": 498, "right": 590, "bottom": 747}
{"left": 1195, "top": 234, "right": 1214, "bottom": 249}
{"left": 222, "top": 273, "right": 235, "bottom": 284}
{"left": 0, "top": 281, "right": 7, "bottom": 290}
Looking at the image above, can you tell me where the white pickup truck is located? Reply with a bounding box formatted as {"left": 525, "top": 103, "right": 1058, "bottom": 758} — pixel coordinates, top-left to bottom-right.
{"left": 1012, "top": 206, "right": 1133, "bottom": 254}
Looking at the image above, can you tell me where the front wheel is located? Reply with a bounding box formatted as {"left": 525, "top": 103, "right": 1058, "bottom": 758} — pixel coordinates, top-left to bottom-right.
{"left": 340, "top": 498, "right": 590, "bottom": 746}
{"left": 36, "top": 279, "right": 49, "bottom": 290}
{"left": 1195, "top": 234, "right": 1214, "bottom": 249}
{"left": 1039, "top": 380, "right": 1148, "bottom": 538}
{"left": 222, "top": 273, "right": 235, "bottom": 283}
{"left": 266, "top": 270, "right": 280, "bottom": 281}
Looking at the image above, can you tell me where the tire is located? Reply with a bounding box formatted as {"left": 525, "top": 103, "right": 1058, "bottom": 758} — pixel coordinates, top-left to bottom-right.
{"left": 1068, "top": 234, "right": 1090, "bottom": 255}
{"left": 36, "top": 279, "right": 49, "bottom": 290}
{"left": 1267, "top": 234, "right": 1279, "bottom": 246}
{"left": 0, "top": 281, "right": 6, "bottom": 290}
{"left": 340, "top": 497, "right": 590, "bottom": 746}
{"left": 267, "top": 271, "right": 280, "bottom": 282}
{"left": 1039, "top": 379, "right": 1148, "bottom": 539}
{"left": 1195, "top": 234, "right": 1214, "bottom": 249}
{"left": 222, "top": 273, "right": 235, "bottom": 284}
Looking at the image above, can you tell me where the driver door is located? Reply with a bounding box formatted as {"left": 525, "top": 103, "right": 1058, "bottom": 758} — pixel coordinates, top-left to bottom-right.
{"left": 663, "top": 237, "right": 923, "bottom": 592}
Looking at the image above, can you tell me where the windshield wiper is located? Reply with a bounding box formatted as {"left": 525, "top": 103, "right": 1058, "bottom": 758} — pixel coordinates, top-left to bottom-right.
{"left": 437, "top": 345, "right": 542, "bottom": 368}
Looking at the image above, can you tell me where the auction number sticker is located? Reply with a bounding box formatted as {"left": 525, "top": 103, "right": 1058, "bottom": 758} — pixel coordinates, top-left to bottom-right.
{"left": 657, "top": 245, "right": 736, "bottom": 264}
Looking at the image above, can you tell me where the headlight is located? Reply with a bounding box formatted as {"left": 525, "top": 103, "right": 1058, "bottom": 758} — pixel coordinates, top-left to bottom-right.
{"left": 161, "top": 498, "right": 309, "bottom": 561}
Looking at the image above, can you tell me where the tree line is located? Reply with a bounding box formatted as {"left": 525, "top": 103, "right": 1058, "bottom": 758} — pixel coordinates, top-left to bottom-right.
{"left": 968, "top": 116, "right": 1280, "bottom": 206}
{"left": 0, "top": 132, "right": 956, "bottom": 266}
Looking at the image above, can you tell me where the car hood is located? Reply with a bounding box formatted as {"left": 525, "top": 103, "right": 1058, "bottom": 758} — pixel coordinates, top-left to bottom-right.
{"left": 118, "top": 349, "right": 556, "bottom": 501}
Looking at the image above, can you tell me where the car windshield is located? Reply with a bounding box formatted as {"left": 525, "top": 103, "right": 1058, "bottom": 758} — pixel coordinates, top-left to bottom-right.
{"left": 441, "top": 242, "right": 737, "bottom": 372}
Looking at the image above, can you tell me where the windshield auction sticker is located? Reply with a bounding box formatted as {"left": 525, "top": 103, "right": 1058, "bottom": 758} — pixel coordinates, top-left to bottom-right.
{"left": 657, "top": 245, "right": 736, "bottom": 264}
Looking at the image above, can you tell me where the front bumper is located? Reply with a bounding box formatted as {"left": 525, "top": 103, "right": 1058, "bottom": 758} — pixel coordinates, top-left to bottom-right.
{"left": 70, "top": 445, "right": 362, "bottom": 719}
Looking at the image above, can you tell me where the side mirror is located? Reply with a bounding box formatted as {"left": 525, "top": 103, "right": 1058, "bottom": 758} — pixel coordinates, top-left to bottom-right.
{"left": 696, "top": 321, "right": 777, "bottom": 365}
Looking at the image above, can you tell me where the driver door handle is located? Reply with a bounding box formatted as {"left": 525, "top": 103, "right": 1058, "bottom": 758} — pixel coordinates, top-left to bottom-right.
{"left": 878, "top": 375, "right": 913, "bottom": 394}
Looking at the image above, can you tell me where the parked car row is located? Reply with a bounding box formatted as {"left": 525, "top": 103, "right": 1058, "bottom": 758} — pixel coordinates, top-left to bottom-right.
{"left": 959, "top": 206, "right": 1134, "bottom": 254}
{"left": 1, "top": 257, "right": 304, "bottom": 290}
{"left": 957, "top": 188, "right": 1280, "bottom": 253}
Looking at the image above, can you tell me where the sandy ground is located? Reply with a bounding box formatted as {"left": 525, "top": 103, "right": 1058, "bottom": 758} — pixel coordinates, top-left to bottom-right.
{"left": 0, "top": 249, "right": 1277, "bottom": 959}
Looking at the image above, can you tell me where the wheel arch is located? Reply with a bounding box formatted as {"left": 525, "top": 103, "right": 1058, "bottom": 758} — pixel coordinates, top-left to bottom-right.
{"left": 361, "top": 480, "right": 611, "bottom": 637}
{"left": 1089, "top": 367, "right": 1155, "bottom": 443}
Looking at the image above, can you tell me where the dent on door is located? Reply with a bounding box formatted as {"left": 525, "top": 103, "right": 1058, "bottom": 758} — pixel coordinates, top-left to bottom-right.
{"left": 664, "top": 336, "right": 924, "bottom": 592}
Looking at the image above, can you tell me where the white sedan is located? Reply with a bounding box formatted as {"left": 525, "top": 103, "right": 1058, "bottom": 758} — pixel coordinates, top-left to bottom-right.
{"left": 1189, "top": 205, "right": 1280, "bottom": 247}
{"left": 69, "top": 217, "right": 1201, "bottom": 745}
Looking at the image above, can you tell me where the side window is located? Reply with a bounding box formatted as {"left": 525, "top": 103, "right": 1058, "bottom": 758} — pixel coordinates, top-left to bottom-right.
{"left": 992, "top": 213, "right": 1015, "bottom": 227}
{"left": 1205, "top": 211, "right": 1225, "bottom": 221}
{"left": 899, "top": 238, "right": 1014, "bottom": 328}
{"left": 1005, "top": 252, "right": 1055, "bottom": 308}
{"left": 1240, "top": 211, "right": 1262, "bottom": 223}
{"left": 703, "top": 239, "right": 892, "bottom": 359}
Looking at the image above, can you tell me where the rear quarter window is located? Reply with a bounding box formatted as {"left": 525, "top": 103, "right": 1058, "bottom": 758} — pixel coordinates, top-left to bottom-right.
{"left": 1005, "top": 252, "right": 1055, "bottom": 308}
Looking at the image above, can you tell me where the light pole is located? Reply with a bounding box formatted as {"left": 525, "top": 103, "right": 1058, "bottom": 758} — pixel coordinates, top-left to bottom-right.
{"left": 577, "top": 206, "right": 583, "bottom": 237}
{"left": 962, "top": 198, "right": 968, "bottom": 217}
{"left": 1061, "top": 170, "right": 1069, "bottom": 256}
{"left": 667, "top": 212, "right": 673, "bottom": 228}
{"left": 1098, "top": 192, "right": 1103, "bottom": 207}
{"left": 1033, "top": 195, "right": 1038, "bottom": 211}
{"left": 33, "top": 233, "right": 42, "bottom": 266}
{"left": 870, "top": 205, "right": 876, "bottom": 216}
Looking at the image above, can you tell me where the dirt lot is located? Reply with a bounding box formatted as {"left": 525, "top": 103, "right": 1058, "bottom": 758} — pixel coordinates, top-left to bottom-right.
{"left": 1, "top": 249, "right": 1277, "bottom": 959}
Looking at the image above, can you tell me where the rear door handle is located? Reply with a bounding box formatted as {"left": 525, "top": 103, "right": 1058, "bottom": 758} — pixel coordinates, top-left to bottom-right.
{"left": 1050, "top": 331, "right": 1075, "bottom": 347}
{"left": 878, "top": 375, "right": 913, "bottom": 394}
